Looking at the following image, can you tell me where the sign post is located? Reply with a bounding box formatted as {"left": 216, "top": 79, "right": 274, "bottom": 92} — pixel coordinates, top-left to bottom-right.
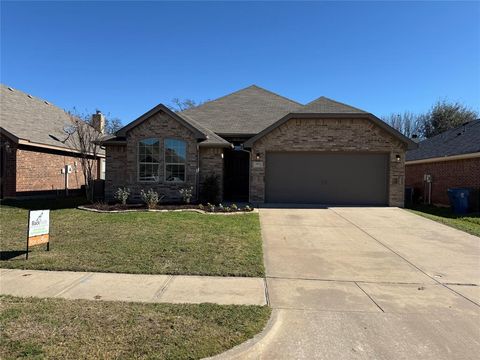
{"left": 26, "top": 210, "right": 50, "bottom": 260}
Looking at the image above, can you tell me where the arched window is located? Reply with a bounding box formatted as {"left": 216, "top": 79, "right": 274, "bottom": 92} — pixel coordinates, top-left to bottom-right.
{"left": 138, "top": 138, "right": 160, "bottom": 182}
{"left": 165, "top": 139, "right": 186, "bottom": 182}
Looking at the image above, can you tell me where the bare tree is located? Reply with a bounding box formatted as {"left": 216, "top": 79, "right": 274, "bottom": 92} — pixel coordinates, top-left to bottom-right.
{"left": 63, "top": 111, "right": 103, "bottom": 202}
{"left": 168, "top": 98, "right": 207, "bottom": 112}
{"left": 382, "top": 111, "right": 421, "bottom": 138}
{"left": 105, "top": 117, "right": 122, "bottom": 134}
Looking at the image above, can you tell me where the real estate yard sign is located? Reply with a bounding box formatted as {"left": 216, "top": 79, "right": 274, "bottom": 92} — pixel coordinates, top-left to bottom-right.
{"left": 26, "top": 210, "right": 50, "bottom": 259}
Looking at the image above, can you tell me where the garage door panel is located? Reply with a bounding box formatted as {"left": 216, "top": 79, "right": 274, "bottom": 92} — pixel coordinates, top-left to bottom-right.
{"left": 265, "top": 152, "right": 388, "bottom": 205}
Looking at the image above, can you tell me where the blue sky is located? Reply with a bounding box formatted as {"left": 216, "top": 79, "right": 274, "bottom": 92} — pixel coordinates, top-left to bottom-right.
{"left": 1, "top": 1, "right": 479, "bottom": 124}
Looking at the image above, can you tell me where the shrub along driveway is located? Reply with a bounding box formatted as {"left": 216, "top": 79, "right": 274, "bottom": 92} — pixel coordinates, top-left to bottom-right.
{"left": 228, "top": 207, "right": 480, "bottom": 360}
{"left": 0, "top": 202, "right": 264, "bottom": 277}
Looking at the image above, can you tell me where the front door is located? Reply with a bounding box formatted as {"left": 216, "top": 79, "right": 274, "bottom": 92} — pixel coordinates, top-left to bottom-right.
{"left": 223, "top": 148, "right": 250, "bottom": 202}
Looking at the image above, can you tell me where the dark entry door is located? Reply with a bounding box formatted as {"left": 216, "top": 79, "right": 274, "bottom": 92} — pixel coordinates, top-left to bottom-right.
{"left": 265, "top": 152, "right": 389, "bottom": 205}
{"left": 223, "top": 149, "right": 249, "bottom": 202}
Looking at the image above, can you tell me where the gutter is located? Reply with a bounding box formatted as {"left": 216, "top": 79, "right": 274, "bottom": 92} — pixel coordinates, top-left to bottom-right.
{"left": 406, "top": 152, "right": 480, "bottom": 165}
{"left": 17, "top": 139, "right": 106, "bottom": 158}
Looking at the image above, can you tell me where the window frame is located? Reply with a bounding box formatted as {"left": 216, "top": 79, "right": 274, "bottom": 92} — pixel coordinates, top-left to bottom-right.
{"left": 164, "top": 138, "right": 187, "bottom": 183}
{"left": 137, "top": 138, "right": 161, "bottom": 183}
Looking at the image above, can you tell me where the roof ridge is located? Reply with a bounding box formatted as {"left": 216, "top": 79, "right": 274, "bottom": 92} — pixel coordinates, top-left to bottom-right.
{"left": 248, "top": 85, "right": 302, "bottom": 106}
{"left": 1, "top": 83, "right": 60, "bottom": 110}
{"left": 180, "top": 84, "right": 301, "bottom": 114}
{"left": 305, "top": 96, "right": 367, "bottom": 113}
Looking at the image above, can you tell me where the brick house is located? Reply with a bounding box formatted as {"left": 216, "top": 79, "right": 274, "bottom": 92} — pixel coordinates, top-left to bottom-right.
{"left": 101, "top": 85, "right": 416, "bottom": 206}
{"left": 406, "top": 120, "right": 480, "bottom": 207}
{"left": 0, "top": 84, "right": 105, "bottom": 198}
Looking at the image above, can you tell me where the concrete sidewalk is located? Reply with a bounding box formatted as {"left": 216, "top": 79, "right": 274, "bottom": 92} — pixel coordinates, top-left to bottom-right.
{"left": 0, "top": 269, "right": 267, "bottom": 306}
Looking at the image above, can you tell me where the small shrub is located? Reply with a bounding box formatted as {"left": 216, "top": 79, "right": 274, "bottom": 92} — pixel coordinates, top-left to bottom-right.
{"left": 140, "top": 189, "right": 164, "bottom": 209}
{"left": 231, "top": 204, "right": 238, "bottom": 211}
{"left": 114, "top": 187, "right": 130, "bottom": 206}
{"left": 218, "top": 203, "right": 224, "bottom": 212}
{"left": 206, "top": 203, "right": 215, "bottom": 212}
{"left": 179, "top": 186, "right": 194, "bottom": 204}
{"left": 198, "top": 204, "right": 204, "bottom": 210}
{"left": 200, "top": 174, "right": 220, "bottom": 204}
{"left": 224, "top": 206, "right": 231, "bottom": 212}
{"left": 244, "top": 205, "right": 252, "bottom": 212}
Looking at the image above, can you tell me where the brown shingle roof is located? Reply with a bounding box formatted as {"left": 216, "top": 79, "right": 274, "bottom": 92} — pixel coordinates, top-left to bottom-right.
{"left": 0, "top": 84, "right": 103, "bottom": 154}
{"left": 180, "top": 85, "right": 302, "bottom": 135}
{"left": 300, "top": 96, "right": 367, "bottom": 114}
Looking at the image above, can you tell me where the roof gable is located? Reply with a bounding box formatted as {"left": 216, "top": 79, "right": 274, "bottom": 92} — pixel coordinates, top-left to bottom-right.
{"left": 116, "top": 103, "right": 206, "bottom": 139}
{"left": 112, "top": 103, "right": 231, "bottom": 148}
{"left": 406, "top": 120, "right": 480, "bottom": 161}
{"left": 244, "top": 112, "right": 418, "bottom": 149}
{"left": 301, "top": 96, "right": 367, "bottom": 114}
{"left": 179, "top": 85, "right": 301, "bottom": 135}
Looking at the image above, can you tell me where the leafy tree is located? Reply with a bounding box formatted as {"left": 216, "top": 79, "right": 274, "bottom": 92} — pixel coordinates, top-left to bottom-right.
{"left": 383, "top": 100, "right": 478, "bottom": 139}
{"left": 421, "top": 100, "right": 478, "bottom": 138}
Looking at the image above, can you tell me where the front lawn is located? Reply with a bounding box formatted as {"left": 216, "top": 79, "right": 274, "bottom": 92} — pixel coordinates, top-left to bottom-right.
{"left": 0, "top": 199, "right": 264, "bottom": 276}
{"left": 0, "top": 295, "right": 271, "bottom": 360}
{"left": 407, "top": 205, "right": 480, "bottom": 237}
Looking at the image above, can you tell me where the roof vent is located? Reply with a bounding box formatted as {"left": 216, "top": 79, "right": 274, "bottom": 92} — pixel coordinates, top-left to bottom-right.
{"left": 28, "top": 94, "right": 33, "bottom": 98}
{"left": 7, "top": 87, "right": 14, "bottom": 91}
{"left": 44, "top": 101, "right": 50, "bottom": 105}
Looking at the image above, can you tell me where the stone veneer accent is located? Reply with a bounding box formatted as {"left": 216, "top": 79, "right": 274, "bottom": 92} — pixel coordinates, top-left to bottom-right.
{"left": 105, "top": 110, "right": 226, "bottom": 202}
{"left": 250, "top": 117, "right": 407, "bottom": 207}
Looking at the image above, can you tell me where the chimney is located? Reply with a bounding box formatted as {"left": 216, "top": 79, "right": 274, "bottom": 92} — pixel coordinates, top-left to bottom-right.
{"left": 92, "top": 110, "right": 105, "bottom": 134}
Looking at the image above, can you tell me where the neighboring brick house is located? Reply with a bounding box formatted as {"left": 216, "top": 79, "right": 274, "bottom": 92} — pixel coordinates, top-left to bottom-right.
{"left": 406, "top": 120, "right": 480, "bottom": 207}
{"left": 101, "top": 85, "right": 416, "bottom": 206}
{"left": 0, "top": 84, "right": 105, "bottom": 198}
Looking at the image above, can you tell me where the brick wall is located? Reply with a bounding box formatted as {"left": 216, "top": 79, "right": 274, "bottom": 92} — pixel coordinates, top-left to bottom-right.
{"left": 105, "top": 144, "right": 128, "bottom": 200}
{"left": 199, "top": 147, "right": 224, "bottom": 200}
{"left": 250, "top": 117, "right": 407, "bottom": 207}
{"left": 405, "top": 157, "right": 480, "bottom": 206}
{"left": 15, "top": 146, "right": 93, "bottom": 193}
{"left": 105, "top": 111, "right": 200, "bottom": 202}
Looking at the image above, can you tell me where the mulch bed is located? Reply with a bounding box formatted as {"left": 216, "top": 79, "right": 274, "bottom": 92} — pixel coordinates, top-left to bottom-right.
{"left": 81, "top": 202, "right": 254, "bottom": 213}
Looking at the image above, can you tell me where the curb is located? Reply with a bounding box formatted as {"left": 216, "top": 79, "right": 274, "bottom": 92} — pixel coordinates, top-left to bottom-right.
{"left": 203, "top": 309, "right": 281, "bottom": 360}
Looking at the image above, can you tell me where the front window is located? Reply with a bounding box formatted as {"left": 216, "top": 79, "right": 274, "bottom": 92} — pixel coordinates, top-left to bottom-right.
{"left": 138, "top": 138, "right": 160, "bottom": 182}
{"left": 165, "top": 139, "right": 186, "bottom": 182}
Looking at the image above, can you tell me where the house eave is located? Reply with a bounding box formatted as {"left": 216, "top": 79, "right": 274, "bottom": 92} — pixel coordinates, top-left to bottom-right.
{"left": 406, "top": 152, "right": 480, "bottom": 165}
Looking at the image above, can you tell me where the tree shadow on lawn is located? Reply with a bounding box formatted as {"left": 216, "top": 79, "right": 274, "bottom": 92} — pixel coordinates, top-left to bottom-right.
{"left": 0, "top": 196, "right": 87, "bottom": 210}
{"left": 408, "top": 204, "right": 480, "bottom": 219}
{"left": 0, "top": 250, "right": 27, "bottom": 260}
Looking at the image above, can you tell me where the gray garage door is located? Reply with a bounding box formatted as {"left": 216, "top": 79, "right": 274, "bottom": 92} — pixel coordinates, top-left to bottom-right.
{"left": 265, "top": 152, "right": 389, "bottom": 205}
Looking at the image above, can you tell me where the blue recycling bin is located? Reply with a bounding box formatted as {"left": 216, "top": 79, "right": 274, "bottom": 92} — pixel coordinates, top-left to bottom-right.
{"left": 447, "top": 188, "right": 471, "bottom": 214}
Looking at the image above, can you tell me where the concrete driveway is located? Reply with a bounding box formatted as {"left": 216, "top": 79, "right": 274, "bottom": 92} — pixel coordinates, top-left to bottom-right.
{"left": 225, "top": 207, "right": 480, "bottom": 360}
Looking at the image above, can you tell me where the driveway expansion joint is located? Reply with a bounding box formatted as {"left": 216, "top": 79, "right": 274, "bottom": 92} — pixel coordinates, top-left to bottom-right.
{"left": 329, "top": 208, "right": 480, "bottom": 308}
{"left": 354, "top": 282, "right": 385, "bottom": 312}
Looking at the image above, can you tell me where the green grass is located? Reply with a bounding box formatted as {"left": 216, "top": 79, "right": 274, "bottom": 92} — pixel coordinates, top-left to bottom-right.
{"left": 0, "top": 295, "right": 271, "bottom": 360}
{"left": 407, "top": 205, "right": 480, "bottom": 237}
{"left": 0, "top": 198, "right": 264, "bottom": 276}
